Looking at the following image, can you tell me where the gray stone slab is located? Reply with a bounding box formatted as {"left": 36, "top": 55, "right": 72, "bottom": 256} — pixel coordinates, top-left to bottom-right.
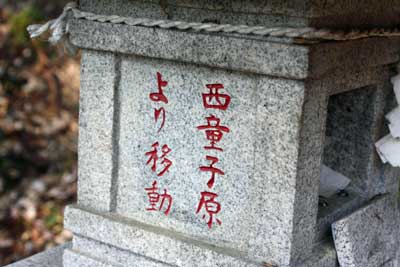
{"left": 72, "top": 236, "right": 182, "bottom": 267}
{"left": 64, "top": 205, "right": 262, "bottom": 267}
{"left": 316, "top": 186, "right": 364, "bottom": 242}
{"left": 110, "top": 54, "right": 326, "bottom": 265}
{"left": 5, "top": 243, "right": 70, "bottom": 267}
{"left": 68, "top": 19, "right": 400, "bottom": 80}
{"left": 332, "top": 194, "right": 399, "bottom": 267}
{"left": 79, "top": 0, "right": 309, "bottom": 28}
{"left": 68, "top": 19, "right": 310, "bottom": 80}
{"left": 80, "top": 0, "right": 309, "bottom": 28}
{"left": 64, "top": 249, "right": 118, "bottom": 267}
{"left": 77, "top": 49, "right": 119, "bottom": 212}
{"left": 323, "top": 80, "right": 392, "bottom": 199}
{"left": 309, "top": 39, "right": 400, "bottom": 80}
{"left": 296, "top": 241, "right": 338, "bottom": 267}
{"left": 79, "top": 0, "right": 400, "bottom": 28}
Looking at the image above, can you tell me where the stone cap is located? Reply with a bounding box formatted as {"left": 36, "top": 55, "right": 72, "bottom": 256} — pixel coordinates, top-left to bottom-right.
{"left": 80, "top": 0, "right": 400, "bottom": 29}
{"left": 68, "top": 18, "right": 400, "bottom": 80}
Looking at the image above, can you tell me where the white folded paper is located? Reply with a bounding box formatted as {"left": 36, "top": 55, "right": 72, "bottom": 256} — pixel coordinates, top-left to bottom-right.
{"left": 319, "top": 165, "right": 351, "bottom": 198}
{"left": 376, "top": 71, "right": 400, "bottom": 167}
{"left": 386, "top": 107, "right": 400, "bottom": 138}
{"left": 375, "top": 134, "right": 400, "bottom": 167}
{"left": 391, "top": 74, "right": 400, "bottom": 104}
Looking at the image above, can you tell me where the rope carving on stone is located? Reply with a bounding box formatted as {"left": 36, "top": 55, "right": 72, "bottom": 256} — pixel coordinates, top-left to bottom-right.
{"left": 28, "top": 1, "right": 400, "bottom": 54}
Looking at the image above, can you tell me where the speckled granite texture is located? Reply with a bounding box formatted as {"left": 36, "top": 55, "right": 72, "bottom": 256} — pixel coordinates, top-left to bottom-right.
{"left": 332, "top": 195, "right": 399, "bottom": 267}
{"left": 59, "top": 1, "right": 400, "bottom": 267}
{"left": 5, "top": 243, "right": 70, "bottom": 267}
{"left": 79, "top": 0, "right": 400, "bottom": 28}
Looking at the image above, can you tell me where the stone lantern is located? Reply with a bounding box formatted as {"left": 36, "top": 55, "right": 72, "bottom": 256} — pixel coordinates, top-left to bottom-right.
{"left": 11, "top": 1, "right": 400, "bottom": 267}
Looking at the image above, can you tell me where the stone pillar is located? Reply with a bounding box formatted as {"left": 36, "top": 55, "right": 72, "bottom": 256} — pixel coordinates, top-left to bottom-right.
{"left": 62, "top": 1, "right": 400, "bottom": 267}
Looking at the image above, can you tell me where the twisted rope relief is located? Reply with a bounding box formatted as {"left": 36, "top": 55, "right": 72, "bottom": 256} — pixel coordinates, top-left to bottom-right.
{"left": 28, "top": 1, "right": 400, "bottom": 54}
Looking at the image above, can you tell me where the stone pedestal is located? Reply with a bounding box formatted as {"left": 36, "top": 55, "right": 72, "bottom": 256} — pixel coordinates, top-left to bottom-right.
{"left": 60, "top": 1, "right": 400, "bottom": 267}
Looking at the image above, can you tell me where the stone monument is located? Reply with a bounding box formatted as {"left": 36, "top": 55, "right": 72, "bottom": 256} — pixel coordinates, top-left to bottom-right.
{"left": 10, "top": 1, "right": 400, "bottom": 266}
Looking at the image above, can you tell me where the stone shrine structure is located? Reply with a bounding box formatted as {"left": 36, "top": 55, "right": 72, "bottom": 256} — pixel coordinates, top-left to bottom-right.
{"left": 10, "top": 1, "right": 400, "bottom": 267}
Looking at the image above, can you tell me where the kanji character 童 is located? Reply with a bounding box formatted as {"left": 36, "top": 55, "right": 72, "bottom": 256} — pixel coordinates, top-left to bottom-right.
{"left": 145, "top": 142, "right": 173, "bottom": 177}
{"left": 199, "top": 156, "right": 224, "bottom": 189}
{"left": 197, "top": 115, "right": 230, "bottom": 151}
{"left": 202, "top": 84, "right": 231, "bottom": 110}
{"left": 196, "top": 191, "right": 222, "bottom": 228}
{"left": 145, "top": 181, "right": 173, "bottom": 216}
{"left": 149, "top": 72, "right": 168, "bottom": 104}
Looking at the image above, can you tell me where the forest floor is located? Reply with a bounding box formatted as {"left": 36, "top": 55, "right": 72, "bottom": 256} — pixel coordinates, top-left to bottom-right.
{"left": 0, "top": 1, "right": 79, "bottom": 265}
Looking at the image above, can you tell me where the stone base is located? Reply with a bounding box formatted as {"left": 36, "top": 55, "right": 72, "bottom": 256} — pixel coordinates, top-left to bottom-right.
{"left": 64, "top": 238, "right": 338, "bottom": 267}
{"left": 5, "top": 243, "right": 70, "bottom": 267}
{"left": 63, "top": 205, "right": 340, "bottom": 267}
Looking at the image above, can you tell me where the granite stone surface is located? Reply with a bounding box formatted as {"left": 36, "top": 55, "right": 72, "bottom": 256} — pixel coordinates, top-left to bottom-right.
{"left": 332, "top": 194, "right": 399, "bottom": 267}
{"left": 72, "top": 236, "right": 174, "bottom": 267}
{"left": 64, "top": 52, "right": 328, "bottom": 266}
{"left": 79, "top": 0, "right": 309, "bottom": 28}
{"left": 68, "top": 19, "right": 400, "bottom": 80}
{"left": 316, "top": 186, "right": 363, "bottom": 242}
{"left": 62, "top": 2, "right": 400, "bottom": 266}
{"left": 64, "top": 205, "right": 262, "bottom": 267}
{"left": 79, "top": 0, "right": 400, "bottom": 28}
{"left": 109, "top": 54, "right": 328, "bottom": 265}
{"left": 68, "top": 19, "right": 310, "bottom": 80}
{"left": 64, "top": 249, "right": 118, "bottom": 267}
{"left": 5, "top": 243, "right": 69, "bottom": 267}
{"left": 296, "top": 241, "right": 338, "bottom": 267}
{"left": 323, "top": 85, "right": 383, "bottom": 196}
{"left": 323, "top": 78, "right": 400, "bottom": 199}
{"left": 77, "top": 50, "right": 119, "bottom": 212}
{"left": 65, "top": 206, "right": 344, "bottom": 267}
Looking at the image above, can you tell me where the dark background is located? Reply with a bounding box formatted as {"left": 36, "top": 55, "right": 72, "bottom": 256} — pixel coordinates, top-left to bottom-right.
{"left": 0, "top": 0, "right": 79, "bottom": 265}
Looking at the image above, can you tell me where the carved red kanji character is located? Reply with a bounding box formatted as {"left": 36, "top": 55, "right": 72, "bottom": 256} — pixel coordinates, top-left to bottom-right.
{"left": 145, "top": 181, "right": 173, "bottom": 216}
{"left": 154, "top": 107, "right": 166, "bottom": 132}
{"left": 202, "top": 84, "right": 231, "bottom": 111}
{"left": 199, "top": 156, "right": 224, "bottom": 189}
{"left": 145, "top": 142, "right": 172, "bottom": 176}
{"left": 196, "top": 191, "right": 222, "bottom": 229}
{"left": 150, "top": 72, "right": 168, "bottom": 104}
{"left": 197, "top": 115, "right": 230, "bottom": 151}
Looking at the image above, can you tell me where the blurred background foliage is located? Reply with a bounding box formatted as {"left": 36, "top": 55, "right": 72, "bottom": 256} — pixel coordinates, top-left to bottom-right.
{"left": 0, "top": 0, "right": 79, "bottom": 265}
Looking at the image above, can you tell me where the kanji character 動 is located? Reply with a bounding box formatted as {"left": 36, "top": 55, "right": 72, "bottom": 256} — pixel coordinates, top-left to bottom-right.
{"left": 145, "top": 181, "right": 173, "bottom": 216}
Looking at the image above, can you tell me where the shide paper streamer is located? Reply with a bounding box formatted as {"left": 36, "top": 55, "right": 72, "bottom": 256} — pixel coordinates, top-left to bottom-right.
{"left": 375, "top": 69, "right": 400, "bottom": 167}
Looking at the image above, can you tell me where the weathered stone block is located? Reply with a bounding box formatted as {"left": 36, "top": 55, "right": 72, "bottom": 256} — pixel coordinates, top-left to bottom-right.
{"left": 61, "top": 2, "right": 400, "bottom": 267}
{"left": 332, "top": 194, "right": 399, "bottom": 267}
{"left": 77, "top": 50, "right": 120, "bottom": 212}
{"left": 79, "top": 0, "right": 400, "bottom": 28}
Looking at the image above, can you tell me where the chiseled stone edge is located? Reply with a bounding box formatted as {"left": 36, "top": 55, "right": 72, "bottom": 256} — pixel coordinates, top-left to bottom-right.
{"left": 5, "top": 243, "right": 70, "bottom": 267}
{"left": 332, "top": 194, "right": 399, "bottom": 267}
{"left": 65, "top": 205, "right": 341, "bottom": 267}
{"left": 72, "top": 235, "right": 181, "bottom": 266}
{"left": 68, "top": 19, "right": 310, "bottom": 80}
{"left": 76, "top": 49, "right": 121, "bottom": 212}
{"left": 79, "top": 0, "right": 400, "bottom": 29}
{"left": 68, "top": 19, "right": 400, "bottom": 80}
{"left": 296, "top": 241, "right": 338, "bottom": 267}
{"left": 63, "top": 249, "right": 120, "bottom": 267}
{"left": 64, "top": 205, "right": 262, "bottom": 267}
